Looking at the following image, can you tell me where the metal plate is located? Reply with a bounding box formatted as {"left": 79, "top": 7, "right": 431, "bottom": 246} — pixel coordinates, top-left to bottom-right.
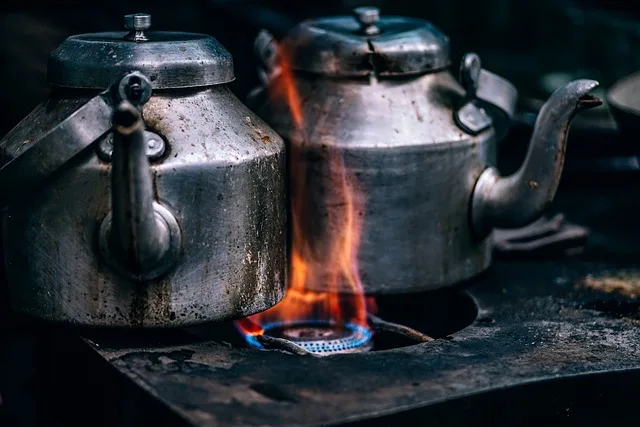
{"left": 87, "top": 258, "right": 640, "bottom": 426}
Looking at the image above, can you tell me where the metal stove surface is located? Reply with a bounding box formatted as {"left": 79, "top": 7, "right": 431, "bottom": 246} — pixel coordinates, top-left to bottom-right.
{"left": 77, "top": 181, "right": 640, "bottom": 427}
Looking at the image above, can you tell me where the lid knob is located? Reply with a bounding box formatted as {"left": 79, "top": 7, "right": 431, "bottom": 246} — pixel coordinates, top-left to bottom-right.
{"left": 353, "top": 6, "right": 380, "bottom": 35}
{"left": 124, "top": 13, "right": 151, "bottom": 42}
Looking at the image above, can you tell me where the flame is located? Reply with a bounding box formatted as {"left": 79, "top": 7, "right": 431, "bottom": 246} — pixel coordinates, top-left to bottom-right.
{"left": 236, "top": 44, "right": 370, "bottom": 340}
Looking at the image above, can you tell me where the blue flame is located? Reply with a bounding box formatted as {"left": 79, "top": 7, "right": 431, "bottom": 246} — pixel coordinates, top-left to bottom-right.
{"left": 236, "top": 319, "right": 372, "bottom": 353}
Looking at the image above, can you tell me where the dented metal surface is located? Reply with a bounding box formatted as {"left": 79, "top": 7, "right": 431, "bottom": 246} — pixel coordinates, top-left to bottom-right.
{"left": 270, "top": 8, "right": 451, "bottom": 78}
{"left": 99, "top": 83, "right": 183, "bottom": 281}
{"left": 48, "top": 17, "right": 234, "bottom": 89}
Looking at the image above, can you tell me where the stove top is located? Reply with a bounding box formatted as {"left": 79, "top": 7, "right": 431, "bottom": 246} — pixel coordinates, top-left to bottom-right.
{"left": 55, "top": 181, "right": 638, "bottom": 427}
{"left": 82, "top": 260, "right": 640, "bottom": 426}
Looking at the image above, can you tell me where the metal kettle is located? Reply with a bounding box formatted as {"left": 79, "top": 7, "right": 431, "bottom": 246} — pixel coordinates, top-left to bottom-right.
{"left": 0, "top": 14, "right": 286, "bottom": 327}
{"left": 250, "top": 6, "right": 601, "bottom": 295}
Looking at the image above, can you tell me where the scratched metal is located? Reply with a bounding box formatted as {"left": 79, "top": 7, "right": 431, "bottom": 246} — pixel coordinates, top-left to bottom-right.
{"left": 2, "top": 86, "right": 286, "bottom": 327}
{"left": 81, "top": 182, "right": 640, "bottom": 425}
{"left": 253, "top": 11, "right": 598, "bottom": 295}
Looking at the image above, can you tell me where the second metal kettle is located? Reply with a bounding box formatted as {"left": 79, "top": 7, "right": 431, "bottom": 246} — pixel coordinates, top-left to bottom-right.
{"left": 250, "top": 6, "right": 601, "bottom": 294}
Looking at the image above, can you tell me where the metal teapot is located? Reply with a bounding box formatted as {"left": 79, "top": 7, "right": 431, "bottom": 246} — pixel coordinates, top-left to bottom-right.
{"left": 250, "top": 6, "right": 601, "bottom": 295}
{"left": 0, "top": 13, "right": 286, "bottom": 326}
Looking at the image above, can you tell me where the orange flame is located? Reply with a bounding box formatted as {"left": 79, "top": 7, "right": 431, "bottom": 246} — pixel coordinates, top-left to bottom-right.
{"left": 236, "top": 44, "right": 369, "bottom": 338}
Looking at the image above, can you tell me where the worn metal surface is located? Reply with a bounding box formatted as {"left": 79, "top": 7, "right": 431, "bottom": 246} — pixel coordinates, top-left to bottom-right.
{"left": 71, "top": 178, "right": 640, "bottom": 426}
{"left": 87, "top": 256, "right": 640, "bottom": 426}
{"left": 279, "top": 9, "right": 451, "bottom": 77}
{"left": 471, "top": 80, "right": 602, "bottom": 236}
{"left": 48, "top": 14, "right": 234, "bottom": 89}
{"left": 0, "top": 70, "right": 156, "bottom": 207}
{"left": 100, "top": 92, "right": 182, "bottom": 281}
{"left": 0, "top": 93, "right": 112, "bottom": 205}
{"left": 3, "top": 84, "right": 286, "bottom": 327}
{"left": 253, "top": 8, "right": 598, "bottom": 294}
{"left": 259, "top": 69, "right": 494, "bottom": 294}
{"left": 96, "top": 130, "right": 166, "bottom": 161}
{"left": 256, "top": 42, "right": 597, "bottom": 294}
{"left": 123, "top": 13, "right": 152, "bottom": 42}
{"left": 455, "top": 53, "right": 518, "bottom": 141}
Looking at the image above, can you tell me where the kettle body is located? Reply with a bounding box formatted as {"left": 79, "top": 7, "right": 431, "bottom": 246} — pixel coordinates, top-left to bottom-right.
{"left": 259, "top": 71, "right": 493, "bottom": 293}
{"left": 0, "top": 14, "right": 287, "bottom": 326}
{"left": 252, "top": 7, "right": 600, "bottom": 294}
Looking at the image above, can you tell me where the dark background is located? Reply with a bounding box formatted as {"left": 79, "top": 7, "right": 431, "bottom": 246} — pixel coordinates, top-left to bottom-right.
{"left": 2, "top": 0, "right": 640, "bottom": 137}
{"left": 1, "top": 0, "right": 640, "bottom": 425}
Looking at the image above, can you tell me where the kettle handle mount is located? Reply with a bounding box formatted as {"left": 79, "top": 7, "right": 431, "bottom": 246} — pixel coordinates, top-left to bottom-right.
{"left": 0, "top": 71, "right": 156, "bottom": 204}
{"left": 0, "top": 71, "right": 182, "bottom": 281}
{"left": 454, "top": 53, "right": 518, "bottom": 142}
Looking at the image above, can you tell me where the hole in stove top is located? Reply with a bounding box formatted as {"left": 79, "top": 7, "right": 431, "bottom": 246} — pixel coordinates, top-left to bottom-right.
{"left": 189, "top": 290, "right": 478, "bottom": 353}
{"left": 371, "top": 290, "right": 478, "bottom": 350}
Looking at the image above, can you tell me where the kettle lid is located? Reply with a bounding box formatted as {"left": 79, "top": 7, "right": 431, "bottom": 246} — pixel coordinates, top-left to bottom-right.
{"left": 281, "top": 6, "right": 450, "bottom": 77}
{"left": 48, "top": 13, "right": 235, "bottom": 89}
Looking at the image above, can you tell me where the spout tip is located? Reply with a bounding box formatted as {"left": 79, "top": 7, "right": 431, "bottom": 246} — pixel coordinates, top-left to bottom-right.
{"left": 547, "top": 79, "right": 602, "bottom": 113}
{"left": 577, "top": 93, "right": 603, "bottom": 110}
{"left": 564, "top": 78, "right": 598, "bottom": 94}
{"left": 573, "top": 78, "right": 599, "bottom": 91}
{"left": 559, "top": 79, "right": 599, "bottom": 95}
{"left": 573, "top": 80, "right": 602, "bottom": 111}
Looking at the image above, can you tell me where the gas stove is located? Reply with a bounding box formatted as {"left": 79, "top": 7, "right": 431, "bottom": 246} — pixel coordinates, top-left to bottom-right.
{"left": 30, "top": 178, "right": 638, "bottom": 427}
{"left": 2, "top": 3, "right": 640, "bottom": 427}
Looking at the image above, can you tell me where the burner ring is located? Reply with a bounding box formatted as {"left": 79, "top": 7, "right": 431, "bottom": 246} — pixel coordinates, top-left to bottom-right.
{"left": 247, "top": 320, "right": 373, "bottom": 355}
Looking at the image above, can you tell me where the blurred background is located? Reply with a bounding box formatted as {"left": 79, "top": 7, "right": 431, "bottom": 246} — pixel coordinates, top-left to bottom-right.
{"left": 2, "top": 0, "right": 640, "bottom": 136}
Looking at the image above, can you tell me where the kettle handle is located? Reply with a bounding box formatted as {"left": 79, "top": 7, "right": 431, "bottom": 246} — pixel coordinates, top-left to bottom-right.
{"left": 0, "top": 72, "right": 151, "bottom": 206}
{"left": 454, "top": 53, "right": 518, "bottom": 142}
{"left": 247, "top": 30, "right": 281, "bottom": 109}
{"left": 254, "top": 30, "right": 281, "bottom": 87}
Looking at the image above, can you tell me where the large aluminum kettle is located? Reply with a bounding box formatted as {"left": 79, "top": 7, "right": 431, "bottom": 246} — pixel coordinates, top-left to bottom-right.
{"left": 0, "top": 13, "right": 286, "bottom": 327}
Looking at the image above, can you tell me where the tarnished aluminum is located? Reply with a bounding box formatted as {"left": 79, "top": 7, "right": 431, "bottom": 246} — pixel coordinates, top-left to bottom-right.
{"left": 98, "top": 79, "right": 183, "bottom": 282}
{"left": 0, "top": 14, "right": 286, "bottom": 327}
{"left": 471, "top": 80, "right": 602, "bottom": 236}
{"left": 280, "top": 6, "right": 450, "bottom": 77}
{"left": 252, "top": 7, "right": 600, "bottom": 295}
{"left": 48, "top": 13, "right": 234, "bottom": 89}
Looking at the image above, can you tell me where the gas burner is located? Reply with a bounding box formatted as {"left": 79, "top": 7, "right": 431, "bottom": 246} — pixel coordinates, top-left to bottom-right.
{"left": 244, "top": 321, "right": 373, "bottom": 355}
{"left": 226, "top": 291, "right": 477, "bottom": 355}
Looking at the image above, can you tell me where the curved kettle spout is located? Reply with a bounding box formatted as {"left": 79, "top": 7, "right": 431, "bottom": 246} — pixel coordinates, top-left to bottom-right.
{"left": 471, "top": 79, "right": 602, "bottom": 237}
{"left": 99, "top": 101, "right": 181, "bottom": 281}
